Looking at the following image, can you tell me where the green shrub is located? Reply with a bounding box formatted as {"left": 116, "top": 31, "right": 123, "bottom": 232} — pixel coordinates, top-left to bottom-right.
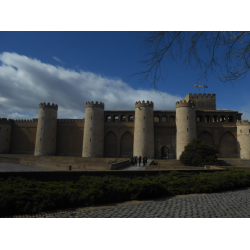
{"left": 179, "top": 139, "right": 220, "bottom": 166}
{"left": 1, "top": 169, "right": 250, "bottom": 217}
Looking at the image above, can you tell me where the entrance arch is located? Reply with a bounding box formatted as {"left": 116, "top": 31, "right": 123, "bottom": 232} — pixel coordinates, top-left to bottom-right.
{"left": 120, "top": 131, "right": 133, "bottom": 158}
{"left": 219, "top": 131, "right": 237, "bottom": 158}
{"left": 198, "top": 131, "right": 214, "bottom": 147}
{"left": 104, "top": 131, "right": 117, "bottom": 157}
{"left": 161, "top": 146, "right": 169, "bottom": 159}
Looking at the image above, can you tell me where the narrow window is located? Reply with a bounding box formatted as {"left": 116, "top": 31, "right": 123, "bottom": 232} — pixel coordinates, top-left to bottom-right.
{"left": 187, "top": 128, "right": 188, "bottom": 132}
{"left": 90, "top": 138, "right": 91, "bottom": 142}
{"left": 91, "top": 116, "right": 92, "bottom": 120}
{"left": 240, "top": 129, "right": 242, "bottom": 133}
{"left": 40, "top": 138, "right": 41, "bottom": 142}
{"left": 187, "top": 116, "right": 188, "bottom": 120}
{"left": 144, "top": 116, "right": 145, "bottom": 120}
{"left": 249, "top": 129, "right": 250, "bottom": 133}
{"left": 41, "top": 127, "right": 42, "bottom": 131}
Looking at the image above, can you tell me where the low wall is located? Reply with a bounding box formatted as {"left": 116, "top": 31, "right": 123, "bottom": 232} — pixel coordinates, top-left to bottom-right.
{"left": 0, "top": 154, "right": 130, "bottom": 171}
{"left": 219, "top": 158, "right": 250, "bottom": 168}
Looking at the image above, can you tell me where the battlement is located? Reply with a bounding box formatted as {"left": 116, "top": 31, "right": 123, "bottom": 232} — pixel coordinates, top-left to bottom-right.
{"left": 39, "top": 102, "right": 58, "bottom": 110}
{"left": 85, "top": 101, "right": 104, "bottom": 109}
{"left": 182, "top": 93, "right": 216, "bottom": 110}
{"left": 185, "top": 93, "right": 216, "bottom": 99}
{"left": 135, "top": 100, "right": 154, "bottom": 108}
{"left": 58, "top": 119, "right": 84, "bottom": 123}
{"left": 176, "top": 100, "right": 195, "bottom": 108}
{"left": 236, "top": 120, "right": 250, "bottom": 126}
{"left": 14, "top": 119, "right": 35, "bottom": 123}
{"left": 0, "top": 118, "right": 12, "bottom": 124}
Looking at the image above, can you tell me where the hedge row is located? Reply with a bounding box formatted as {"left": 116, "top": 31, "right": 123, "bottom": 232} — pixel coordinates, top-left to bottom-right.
{"left": 1, "top": 169, "right": 250, "bottom": 217}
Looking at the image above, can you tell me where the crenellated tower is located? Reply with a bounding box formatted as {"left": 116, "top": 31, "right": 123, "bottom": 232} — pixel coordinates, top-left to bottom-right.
{"left": 82, "top": 101, "right": 104, "bottom": 157}
{"left": 237, "top": 120, "right": 250, "bottom": 159}
{"left": 0, "top": 118, "right": 12, "bottom": 154}
{"left": 176, "top": 100, "right": 196, "bottom": 159}
{"left": 34, "top": 103, "right": 58, "bottom": 156}
{"left": 133, "top": 100, "right": 154, "bottom": 158}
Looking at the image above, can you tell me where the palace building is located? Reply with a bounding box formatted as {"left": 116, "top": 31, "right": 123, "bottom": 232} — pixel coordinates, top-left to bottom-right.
{"left": 0, "top": 93, "right": 249, "bottom": 160}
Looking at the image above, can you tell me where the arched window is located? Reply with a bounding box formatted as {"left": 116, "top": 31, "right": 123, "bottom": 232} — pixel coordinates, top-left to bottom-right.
{"left": 114, "top": 115, "right": 119, "bottom": 122}
{"left": 128, "top": 115, "right": 134, "bottom": 121}
{"left": 220, "top": 116, "right": 226, "bottom": 122}
{"left": 197, "top": 115, "right": 203, "bottom": 122}
{"left": 154, "top": 116, "right": 160, "bottom": 122}
{"left": 205, "top": 116, "right": 210, "bottom": 122}
{"left": 169, "top": 116, "right": 175, "bottom": 122}
{"left": 106, "top": 116, "right": 111, "bottom": 122}
{"left": 228, "top": 115, "right": 234, "bottom": 122}
{"left": 212, "top": 116, "right": 218, "bottom": 122}
{"left": 121, "top": 115, "right": 126, "bottom": 121}
{"left": 162, "top": 116, "right": 167, "bottom": 122}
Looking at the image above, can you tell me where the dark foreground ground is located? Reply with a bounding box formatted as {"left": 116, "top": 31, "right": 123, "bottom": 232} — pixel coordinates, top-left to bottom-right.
{"left": 2, "top": 162, "right": 250, "bottom": 218}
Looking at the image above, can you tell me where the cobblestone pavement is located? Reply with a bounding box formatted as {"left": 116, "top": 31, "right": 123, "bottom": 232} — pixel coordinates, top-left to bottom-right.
{"left": 33, "top": 188, "right": 250, "bottom": 218}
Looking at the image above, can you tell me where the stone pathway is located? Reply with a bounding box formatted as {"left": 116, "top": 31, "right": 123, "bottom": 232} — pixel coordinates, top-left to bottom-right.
{"left": 34, "top": 188, "right": 250, "bottom": 218}
{"left": 0, "top": 162, "right": 53, "bottom": 172}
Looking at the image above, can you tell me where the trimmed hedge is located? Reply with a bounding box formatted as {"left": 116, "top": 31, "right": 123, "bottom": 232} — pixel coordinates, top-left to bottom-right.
{"left": 1, "top": 169, "right": 250, "bottom": 217}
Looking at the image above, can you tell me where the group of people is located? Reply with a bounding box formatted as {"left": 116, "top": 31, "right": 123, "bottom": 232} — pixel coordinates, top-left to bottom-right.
{"left": 131, "top": 156, "right": 148, "bottom": 166}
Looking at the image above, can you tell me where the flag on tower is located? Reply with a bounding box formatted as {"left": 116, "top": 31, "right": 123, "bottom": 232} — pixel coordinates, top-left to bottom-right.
{"left": 194, "top": 85, "right": 198, "bottom": 88}
{"left": 199, "top": 85, "right": 203, "bottom": 88}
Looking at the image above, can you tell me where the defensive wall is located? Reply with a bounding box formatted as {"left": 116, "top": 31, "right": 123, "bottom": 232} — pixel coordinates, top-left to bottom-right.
{"left": 0, "top": 93, "right": 249, "bottom": 160}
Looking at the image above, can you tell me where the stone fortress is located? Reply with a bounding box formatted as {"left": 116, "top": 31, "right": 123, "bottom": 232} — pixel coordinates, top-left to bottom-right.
{"left": 0, "top": 93, "right": 250, "bottom": 160}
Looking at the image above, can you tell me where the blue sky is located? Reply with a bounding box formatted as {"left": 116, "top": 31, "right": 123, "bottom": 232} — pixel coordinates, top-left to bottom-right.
{"left": 1, "top": 31, "right": 250, "bottom": 120}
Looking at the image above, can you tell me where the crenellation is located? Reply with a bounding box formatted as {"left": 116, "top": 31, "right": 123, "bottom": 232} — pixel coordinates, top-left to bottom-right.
{"left": 86, "top": 101, "right": 104, "bottom": 109}
{"left": 135, "top": 100, "right": 154, "bottom": 108}
{"left": 237, "top": 120, "right": 250, "bottom": 126}
{"left": 39, "top": 102, "right": 58, "bottom": 110}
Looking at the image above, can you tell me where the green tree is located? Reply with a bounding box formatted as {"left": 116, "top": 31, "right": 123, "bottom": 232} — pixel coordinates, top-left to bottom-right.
{"left": 179, "top": 139, "right": 219, "bottom": 167}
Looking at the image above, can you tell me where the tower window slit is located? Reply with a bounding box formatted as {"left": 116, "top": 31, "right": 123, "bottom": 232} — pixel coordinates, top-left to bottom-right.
{"left": 240, "top": 129, "right": 242, "bottom": 133}
{"left": 90, "top": 138, "right": 91, "bottom": 142}
{"left": 187, "top": 116, "right": 188, "bottom": 120}
{"left": 187, "top": 128, "right": 188, "bottom": 132}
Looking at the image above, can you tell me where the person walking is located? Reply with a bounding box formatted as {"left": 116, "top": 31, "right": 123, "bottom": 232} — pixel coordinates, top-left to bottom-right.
{"left": 139, "top": 156, "right": 141, "bottom": 166}
{"left": 135, "top": 156, "right": 138, "bottom": 166}
{"left": 132, "top": 156, "right": 135, "bottom": 166}
{"left": 143, "top": 156, "right": 146, "bottom": 166}
{"left": 131, "top": 157, "right": 133, "bottom": 166}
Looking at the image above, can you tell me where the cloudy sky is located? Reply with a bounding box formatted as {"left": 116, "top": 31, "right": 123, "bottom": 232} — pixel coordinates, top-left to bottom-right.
{"left": 1, "top": 31, "right": 250, "bottom": 120}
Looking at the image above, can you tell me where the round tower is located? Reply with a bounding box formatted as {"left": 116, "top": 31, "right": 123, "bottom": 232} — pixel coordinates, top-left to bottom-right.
{"left": 82, "top": 101, "right": 104, "bottom": 157}
{"left": 237, "top": 120, "right": 250, "bottom": 159}
{"left": 133, "top": 100, "right": 154, "bottom": 158}
{"left": 176, "top": 100, "right": 196, "bottom": 160}
{"left": 0, "top": 118, "right": 12, "bottom": 154}
{"left": 34, "top": 103, "right": 58, "bottom": 156}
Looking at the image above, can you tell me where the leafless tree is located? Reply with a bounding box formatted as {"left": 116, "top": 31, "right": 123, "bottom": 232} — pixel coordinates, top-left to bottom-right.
{"left": 137, "top": 31, "right": 250, "bottom": 88}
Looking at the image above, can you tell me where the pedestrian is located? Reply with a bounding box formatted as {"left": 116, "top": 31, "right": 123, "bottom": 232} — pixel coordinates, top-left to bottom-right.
{"left": 143, "top": 156, "right": 146, "bottom": 166}
{"left": 132, "top": 156, "right": 135, "bottom": 166}
{"left": 135, "top": 156, "right": 138, "bottom": 166}
{"left": 131, "top": 157, "right": 133, "bottom": 166}
{"left": 139, "top": 156, "right": 141, "bottom": 166}
{"left": 145, "top": 156, "right": 148, "bottom": 164}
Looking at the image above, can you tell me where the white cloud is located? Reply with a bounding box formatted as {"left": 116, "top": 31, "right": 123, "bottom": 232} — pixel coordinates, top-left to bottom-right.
{"left": 53, "top": 56, "right": 64, "bottom": 64}
{"left": 0, "top": 52, "right": 182, "bottom": 120}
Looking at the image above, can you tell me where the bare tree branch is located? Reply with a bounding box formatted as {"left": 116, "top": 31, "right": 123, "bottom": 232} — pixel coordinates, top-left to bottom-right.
{"left": 135, "top": 31, "right": 250, "bottom": 88}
